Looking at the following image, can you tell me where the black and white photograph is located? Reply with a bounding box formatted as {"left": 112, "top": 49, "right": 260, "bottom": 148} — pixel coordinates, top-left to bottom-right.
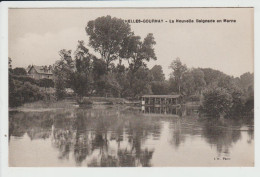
{"left": 6, "top": 7, "right": 254, "bottom": 167}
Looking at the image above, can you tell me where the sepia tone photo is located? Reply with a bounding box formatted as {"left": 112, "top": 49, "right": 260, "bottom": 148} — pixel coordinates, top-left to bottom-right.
{"left": 8, "top": 8, "right": 254, "bottom": 167}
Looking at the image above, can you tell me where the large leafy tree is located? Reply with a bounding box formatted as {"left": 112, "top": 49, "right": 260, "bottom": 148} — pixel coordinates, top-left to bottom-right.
{"left": 120, "top": 33, "right": 157, "bottom": 73}
{"left": 120, "top": 33, "right": 157, "bottom": 92}
{"left": 86, "top": 15, "right": 131, "bottom": 71}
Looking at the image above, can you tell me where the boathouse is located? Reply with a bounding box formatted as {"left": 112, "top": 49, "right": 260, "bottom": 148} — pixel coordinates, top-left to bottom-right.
{"left": 141, "top": 95, "right": 182, "bottom": 106}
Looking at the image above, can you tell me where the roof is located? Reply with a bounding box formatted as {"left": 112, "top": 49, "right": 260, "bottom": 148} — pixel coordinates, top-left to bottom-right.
{"left": 142, "top": 95, "right": 181, "bottom": 99}
{"left": 28, "top": 65, "right": 53, "bottom": 75}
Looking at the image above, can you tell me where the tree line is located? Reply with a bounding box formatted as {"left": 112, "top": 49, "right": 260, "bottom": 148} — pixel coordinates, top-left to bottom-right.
{"left": 54, "top": 16, "right": 157, "bottom": 99}
{"left": 8, "top": 15, "right": 254, "bottom": 119}
{"left": 52, "top": 15, "right": 254, "bottom": 118}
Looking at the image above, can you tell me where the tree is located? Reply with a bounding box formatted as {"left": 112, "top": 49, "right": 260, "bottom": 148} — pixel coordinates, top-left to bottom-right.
{"left": 53, "top": 49, "right": 74, "bottom": 99}
{"left": 169, "top": 58, "right": 187, "bottom": 94}
{"left": 181, "top": 70, "right": 195, "bottom": 96}
{"left": 120, "top": 33, "right": 157, "bottom": 94}
{"left": 70, "top": 41, "right": 94, "bottom": 97}
{"left": 239, "top": 72, "right": 254, "bottom": 90}
{"left": 151, "top": 81, "right": 169, "bottom": 95}
{"left": 190, "top": 68, "right": 206, "bottom": 94}
{"left": 228, "top": 89, "right": 245, "bottom": 117}
{"left": 120, "top": 33, "right": 157, "bottom": 73}
{"left": 92, "top": 58, "right": 107, "bottom": 81}
{"left": 200, "top": 87, "right": 233, "bottom": 118}
{"left": 150, "top": 65, "right": 165, "bottom": 82}
{"left": 199, "top": 68, "right": 227, "bottom": 86}
{"left": 86, "top": 15, "right": 131, "bottom": 71}
{"left": 13, "top": 67, "right": 27, "bottom": 76}
{"left": 130, "top": 66, "right": 153, "bottom": 97}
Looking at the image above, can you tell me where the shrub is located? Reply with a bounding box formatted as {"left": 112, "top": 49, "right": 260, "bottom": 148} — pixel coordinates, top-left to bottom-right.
{"left": 200, "top": 87, "right": 232, "bottom": 118}
{"left": 9, "top": 74, "right": 51, "bottom": 107}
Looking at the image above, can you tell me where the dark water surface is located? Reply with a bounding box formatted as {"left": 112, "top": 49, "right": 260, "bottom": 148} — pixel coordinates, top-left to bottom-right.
{"left": 9, "top": 105, "right": 254, "bottom": 167}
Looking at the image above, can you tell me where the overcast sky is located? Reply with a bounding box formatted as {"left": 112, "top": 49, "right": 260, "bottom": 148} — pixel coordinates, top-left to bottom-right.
{"left": 9, "top": 8, "right": 254, "bottom": 78}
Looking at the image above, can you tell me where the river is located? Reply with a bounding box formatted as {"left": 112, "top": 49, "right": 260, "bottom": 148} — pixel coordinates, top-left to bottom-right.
{"left": 9, "top": 105, "right": 254, "bottom": 167}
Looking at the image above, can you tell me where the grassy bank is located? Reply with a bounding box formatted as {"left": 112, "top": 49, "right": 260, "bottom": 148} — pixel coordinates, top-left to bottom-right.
{"left": 78, "top": 97, "right": 140, "bottom": 105}
{"left": 9, "top": 96, "right": 141, "bottom": 111}
{"left": 10, "top": 99, "right": 77, "bottom": 110}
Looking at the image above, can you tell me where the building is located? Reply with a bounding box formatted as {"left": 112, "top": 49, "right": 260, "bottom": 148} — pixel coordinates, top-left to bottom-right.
{"left": 141, "top": 95, "right": 182, "bottom": 106}
{"left": 27, "top": 65, "right": 53, "bottom": 80}
{"left": 141, "top": 95, "right": 183, "bottom": 115}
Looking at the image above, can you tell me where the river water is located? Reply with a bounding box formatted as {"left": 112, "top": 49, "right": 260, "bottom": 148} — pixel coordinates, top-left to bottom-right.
{"left": 9, "top": 105, "right": 254, "bottom": 167}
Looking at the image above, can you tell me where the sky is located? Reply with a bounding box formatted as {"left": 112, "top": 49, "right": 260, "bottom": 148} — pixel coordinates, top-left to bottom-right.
{"left": 8, "top": 8, "right": 254, "bottom": 79}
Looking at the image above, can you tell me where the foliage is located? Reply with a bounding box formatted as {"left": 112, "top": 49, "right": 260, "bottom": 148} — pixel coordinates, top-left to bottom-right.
{"left": 239, "top": 72, "right": 254, "bottom": 90}
{"left": 169, "top": 58, "right": 187, "bottom": 94}
{"left": 11, "top": 75, "right": 38, "bottom": 85}
{"left": 199, "top": 68, "right": 227, "bottom": 86}
{"left": 150, "top": 81, "right": 169, "bottom": 95}
{"left": 150, "top": 65, "right": 165, "bottom": 82}
{"left": 9, "top": 74, "right": 47, "bottom": 107}
{"left": 70, "top": 41, "right": 94, "bottom": 97}
{"left": 200, "top": 87, "right": 233, "bottom": 118}
{"left": 38, "top": 78, "right": 54, "bottom": 88}
{"left": 181, "top": 71, "right": 195, "bottom": 95}
{"left": 120, "top": 33, "right": 157, "bottom": 74}
{"left": 13, "top": 67, "right": 27, "bottom": 75}
{"left": 190, "top": 69, "right": 206, "bottom": 93}
{"left": 53, "top": 49, "right": 74, "bottom": 99}
{"left": 130, "top": 67, "right": 153, "bottom": 97}
{"left": 86, "top": 15, "right": 131, "bottom": 70}
{"left": 119, "top": 33, "right": 157, "bottom": 93}
{"left": 92, "top": 58, "right": 107, "bottom": 81}
{"left": 11, "top": 75, "right": 54, "bottom": 88}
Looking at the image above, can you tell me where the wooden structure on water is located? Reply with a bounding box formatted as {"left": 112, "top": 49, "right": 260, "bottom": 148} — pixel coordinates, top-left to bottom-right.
{"left": 141, "top": 95, "right": 183, "bottom": 115}
{"left": 141, "top": 95, "right": 182, "bottom": 107}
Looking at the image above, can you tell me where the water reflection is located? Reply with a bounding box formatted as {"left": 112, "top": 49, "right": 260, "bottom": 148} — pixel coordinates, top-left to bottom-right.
{"left": 142, "top": 105, "right": 182, "bottom": 116}
{"left": 9, "top": 106, "right": 254, "bottom": 167}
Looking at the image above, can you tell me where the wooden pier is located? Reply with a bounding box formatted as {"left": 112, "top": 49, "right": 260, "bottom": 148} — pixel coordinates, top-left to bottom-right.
{"left": 141, "top": 95, "right": 182, "bottom": 106}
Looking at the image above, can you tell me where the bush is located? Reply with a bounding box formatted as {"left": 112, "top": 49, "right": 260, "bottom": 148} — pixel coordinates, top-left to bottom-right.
{"left": 11, "top": 74, "right": 38, "bottom": 85}
{"left": 9, "top": 74, "right": 51, "bottom": 107}
{"left": 38, "top": 78, "right": 54, "bottom": 88}
{"left": 200, "top": 87, "right": 232, "bottom": 118}
{"left": 187, "top": 95, "right": 201, "bottom": 102}
{"left": 13, "top": 67, "right": 27, "bottom": 76}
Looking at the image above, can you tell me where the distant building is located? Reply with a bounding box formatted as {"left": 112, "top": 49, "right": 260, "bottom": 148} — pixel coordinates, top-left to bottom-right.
{"left": 27, "top": 65, "right": 53, "bottom": 80}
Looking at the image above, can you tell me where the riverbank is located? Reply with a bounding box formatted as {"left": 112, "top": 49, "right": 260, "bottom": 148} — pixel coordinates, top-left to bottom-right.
{"left": 9, "top": 97, "right": 141, "bottom": 111}
{"left": 77, "top": 96, "right": 140, "bottom": 106}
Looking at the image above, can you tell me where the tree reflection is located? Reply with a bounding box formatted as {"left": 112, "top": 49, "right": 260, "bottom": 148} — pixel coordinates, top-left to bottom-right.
{"left": 9, "top": 111, "right": 54, "bottom": 140}
{"left": 48, "top": 108, "right": 159, "bottom": 166}
{"left": 201, "top": 119, "right": 242, "bottom": 155}
{"left": 9, "top": 107, "right": 253, "bottom": 167}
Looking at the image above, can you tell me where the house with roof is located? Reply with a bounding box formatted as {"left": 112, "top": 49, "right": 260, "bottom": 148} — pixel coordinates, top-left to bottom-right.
{"left": 27, "top": 65, "right": 53, "bottom": 80}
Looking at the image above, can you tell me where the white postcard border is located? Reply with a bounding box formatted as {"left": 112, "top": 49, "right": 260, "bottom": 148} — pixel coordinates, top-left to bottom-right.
{"left": 1, "top": 1, "right": 260, "bottom": 177}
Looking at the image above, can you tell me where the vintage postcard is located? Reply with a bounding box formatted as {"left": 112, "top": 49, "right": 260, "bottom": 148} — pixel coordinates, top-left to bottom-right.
{"left": 6, "top": 7, "right": 254, "bottom": 167}
{"left": 1, "top": 3, "right": 259, "bottom": 177}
